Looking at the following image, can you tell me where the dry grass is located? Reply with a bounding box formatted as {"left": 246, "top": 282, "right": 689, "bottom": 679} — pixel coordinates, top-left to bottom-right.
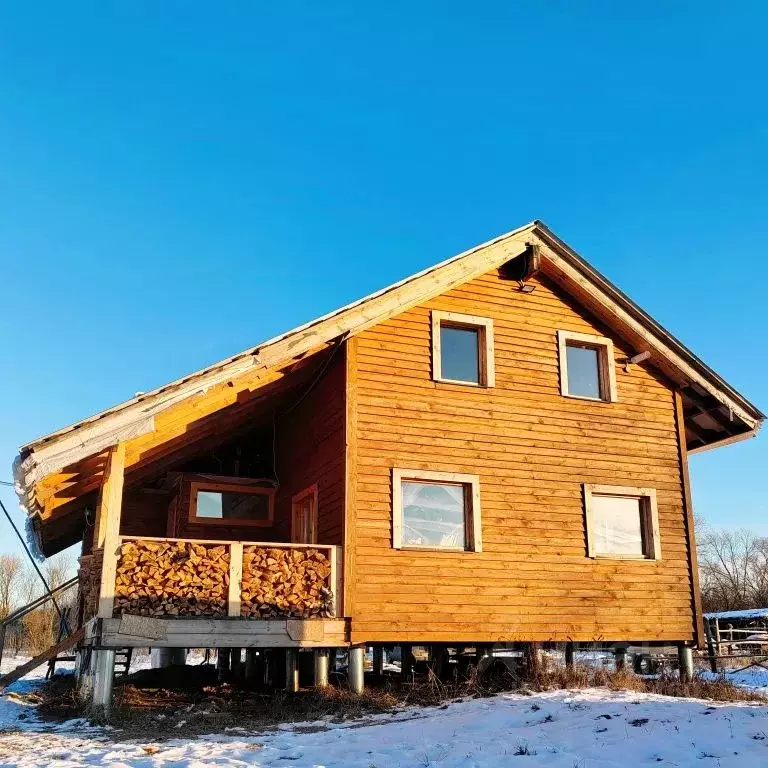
{"left": 528, "top": 664, "right": 768, "bottom": 703}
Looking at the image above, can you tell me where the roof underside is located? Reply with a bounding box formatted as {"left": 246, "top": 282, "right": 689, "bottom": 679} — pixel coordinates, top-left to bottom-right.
{"left": 14, "top": 221, "right": 764, "bottom": 555}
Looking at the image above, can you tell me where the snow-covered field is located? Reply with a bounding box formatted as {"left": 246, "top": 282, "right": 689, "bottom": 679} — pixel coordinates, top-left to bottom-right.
{"left": 1, "top": 655, "right": 768, "bottom": 767}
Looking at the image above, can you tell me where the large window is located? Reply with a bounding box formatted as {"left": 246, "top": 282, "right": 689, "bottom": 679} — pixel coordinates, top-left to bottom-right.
{"left": 431, "top": 311, "right": 495, "bottom": 387}
{"left": 557, "top": 330, "right": 617, "bottom": 402}
{"left": 583, "top": 484, "right": 660, "bottom": 560}
{"left": 189, "top": 481, "right": 275, "bottom": 527}
{"left": 392, "top": 469, "right": 482, "bottom": 551}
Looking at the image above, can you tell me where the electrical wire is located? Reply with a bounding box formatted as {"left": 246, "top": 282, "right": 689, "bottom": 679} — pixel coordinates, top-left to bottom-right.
{"left": 0, "top": 497, "right": 70, "bottom": 634}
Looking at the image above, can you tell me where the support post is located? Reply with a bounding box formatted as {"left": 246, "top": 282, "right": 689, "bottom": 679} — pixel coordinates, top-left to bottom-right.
{"left": 285, "top": 649, "right": 299, "bottom": 692}
{"left": 678, "top": 643, "right": 694, "bottom": 682}
{"left": 96, "top": 443, "right": 126, "bottom": 619}
{"left": 216, "top": 648, "right": 231, "bottom": 680}
{"left": 614, "top": 647, "right": 626, "bottom": 672}
{"left": 372, "top": 646, "right": 384, "bottom": 676}
{"left": 151, "top": 648, "right": 186, "bottom": 668}
{"left": 523, "top": 643, "right": 540, "bottom": 675}
{"left": 348, "top": 646, "right": 365, "bottom": 694}
{"left": 401, "top": 644, "right": 413, "bottom": 682}
{"left": 245, "top": 649, "right": 258, "bottom": 684}
{"left": 228, "top": 543, "right": 243, "bottom": 618}
{"left": 314, "top": 649, "right": 329, "bottom": 688}
{"left": 230, "top": 648, "right": 243, "bottom": 680}
{"left": 704, "top": 619, "right": 718, "bottom": 673}
{"left": 91, "top": 649, "right": 116, "bottom": 719}
{"left": 565, "top": 641, "right": 574, "bottom": 668}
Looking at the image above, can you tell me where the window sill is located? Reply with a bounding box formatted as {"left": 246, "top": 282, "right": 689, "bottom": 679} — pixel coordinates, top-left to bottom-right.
{"left": 396, "top": 546, "right": 479, "bottom": 554}
{"left": 563, "top": 393, "right": 612, "bottom": 404}
{"left": 591, "top": 554, "right": 658, "bottom": 561}
{"left": 434, "top": 377, "right": 488, "bottom": 388}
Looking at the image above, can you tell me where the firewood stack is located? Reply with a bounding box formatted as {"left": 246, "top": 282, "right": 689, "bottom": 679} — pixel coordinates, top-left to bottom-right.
{"left": 78, "top": 551, "right": 103, "bottom": 624}
{"left": 241, "top": 546, "right": 334, "bottom": 619}
{"left": 113, "top": 540, "right": 230, "bottom": 617}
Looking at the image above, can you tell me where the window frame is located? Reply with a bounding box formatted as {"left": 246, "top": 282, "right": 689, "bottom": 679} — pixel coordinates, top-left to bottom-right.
{"left": 557, "top": 330, "right": 618, "bottom": 403}
{"left": 391, "top": 468, "right": 482, "bottom": 552}
{"left": 431, "top": 311, "right": 495, "bottom": 388}
{"left": 188, "top": 480, "right": 276, "bottom": 527}
{"left": 291, "top": 483, "right": 319, "bottom": 544}
{"left": 583, "top": 483, "right": 661, "bottom": 561}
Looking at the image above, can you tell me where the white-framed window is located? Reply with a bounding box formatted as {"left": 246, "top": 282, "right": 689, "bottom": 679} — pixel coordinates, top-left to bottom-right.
{"left": 431, "top": 311, "right": 495, "bottom": 387}
{"left": 583, "top": 484, "right": 661, "bottom": 560}
{"left": 392, "top": 468, "right": 482, "bottom": 552}
{"left": 557, "top": 330, "right": 617, "bottom": 402}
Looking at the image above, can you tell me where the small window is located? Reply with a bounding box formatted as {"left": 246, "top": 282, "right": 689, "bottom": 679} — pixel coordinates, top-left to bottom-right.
{"left": 557, "top": 330, "right": 617, "bottom": 402}
{"left": 189, "top": 481, "right": 275, "bottom": 527}
{"left": 392, "top": 469, "right": 482, "bottom": 552}
{"left": 583, "top": 484, "right": 660, "bottom": 560}
{"left": 431, "top": 311, "right": 495, "bottom": 387}
{"left": 291, "top": 484, "right": 318, "bottom": 544}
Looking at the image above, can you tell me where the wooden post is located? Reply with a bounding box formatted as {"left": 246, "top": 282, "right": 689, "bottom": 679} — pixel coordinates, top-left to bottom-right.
{"left": 348, "top": 646, "right": 364, "bottom": 694}
{"left": 678, "top": 643, "right": 694, "bottom": 682}
{"left": 372, "top": 646, "right": 384, "bottom": 676}
{"left": 614, "top": 647, "right": 626, "bottom": 672}
{"left": 704, "top": 619, "right": 718, "bottom": 673}
{"left": 91, "top": 649, "right": 116, "bottom": 718}
{"left": 228, "top": 543, "right": 243, "bottom": 618}
{"left": 230, "top": 648, "right": 243, "bottom": 680}
{"left": 314, "top": 649, "right": 329, "bottom": 688}
{"left": 523, "top": 643, "right": 540, "bottom": 675}
{"left": 714, "top": 618, "right": 722, "bottom": 658}
{"left": 216, "top": 648, "right": 231, "bottom": 680}
{"left": 564, "top": 642, "right": 574, "bottom": 668}
{"left": 96, "top": 443, "right": 126, "bottom": 619}
{"left": 401, "top": 644, "right": 413, "bottom": 682}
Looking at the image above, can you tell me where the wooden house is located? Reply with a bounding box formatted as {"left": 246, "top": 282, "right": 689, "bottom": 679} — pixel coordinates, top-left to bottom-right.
{"left": 10, "top": 221, "right": 763, "bottom": 709}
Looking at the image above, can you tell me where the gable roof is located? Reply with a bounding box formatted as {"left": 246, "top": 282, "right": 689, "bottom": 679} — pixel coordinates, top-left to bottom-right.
{"left": 14, "top": 220, "right": 764, "bottom": 538}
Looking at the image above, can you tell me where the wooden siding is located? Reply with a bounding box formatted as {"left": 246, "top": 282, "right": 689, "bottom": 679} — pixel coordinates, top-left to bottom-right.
{"left": 349, "top": 269, "right": 695, "bottom": 644}
{"left": 274, "top": 349, "right": 346, "bottom": 547}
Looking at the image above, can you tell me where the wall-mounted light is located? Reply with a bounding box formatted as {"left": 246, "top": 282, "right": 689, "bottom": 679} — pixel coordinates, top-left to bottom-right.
{"left": 517, "top": 280, "right": 536, "bottom": 294}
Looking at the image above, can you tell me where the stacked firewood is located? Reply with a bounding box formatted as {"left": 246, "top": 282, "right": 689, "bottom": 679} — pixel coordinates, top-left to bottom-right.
{"left": 113, "top": 540, "right": 230, "bottom": 617}
{"left": 241, "top": 546, "right": 334, "bottom": 619}
{"left": 78, "top": 551, "right": 103, "bottom": 623}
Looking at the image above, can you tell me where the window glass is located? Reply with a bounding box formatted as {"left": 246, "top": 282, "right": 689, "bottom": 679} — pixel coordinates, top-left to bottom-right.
{"left": 591, "top": 495, "right": 644, "bottom": 556}
{"left": 566, "top": 343, "right": 602, "bottom": 399}
{"left": 196, "top": 490, "right": 271, "bottom": 522}
{"left": 440, "top": 325, "right": 480, "bottom": 383}
{"left": 402, "top": 481, "right": 467, "bottom": 549}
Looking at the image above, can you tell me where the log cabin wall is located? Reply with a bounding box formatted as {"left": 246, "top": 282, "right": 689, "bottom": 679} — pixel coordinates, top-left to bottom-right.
{"left": 349, "top": 268, "right": 695, "bottom": 645}
{"left": 273, "top": 349, "right": 346, "bottom": 546}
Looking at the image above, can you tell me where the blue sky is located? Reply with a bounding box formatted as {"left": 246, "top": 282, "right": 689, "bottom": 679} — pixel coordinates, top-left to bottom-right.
{"left": 1, "top": 2, "right": 766, "bottom": 558}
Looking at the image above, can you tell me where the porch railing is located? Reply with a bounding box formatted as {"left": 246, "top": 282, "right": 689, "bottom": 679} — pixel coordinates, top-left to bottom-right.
{"left": 107, "top": 536, "right": 340, "bottom": 620}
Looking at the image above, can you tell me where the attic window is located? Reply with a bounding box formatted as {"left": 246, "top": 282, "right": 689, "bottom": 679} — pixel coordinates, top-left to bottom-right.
{"left": 431, "top": 311, "right": 495, "bottom": 387}
{"left": 189, "top": 481, "right": 275, "bottom": 527}
{"left": 557, "top": 331, "right": 617, "bottom": 402}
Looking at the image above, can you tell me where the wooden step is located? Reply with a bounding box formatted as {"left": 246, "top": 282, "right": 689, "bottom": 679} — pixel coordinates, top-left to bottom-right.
{"left": 0, "top": 627, "right": 85, "bottom": 690}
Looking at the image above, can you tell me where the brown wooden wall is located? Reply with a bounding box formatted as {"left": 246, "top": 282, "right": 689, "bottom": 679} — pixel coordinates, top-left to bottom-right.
{"left": 348, "top": 268, "right": 695, "bottom": 644}
{"left": 273, "top": 349, "right": 346, "bottom": 546}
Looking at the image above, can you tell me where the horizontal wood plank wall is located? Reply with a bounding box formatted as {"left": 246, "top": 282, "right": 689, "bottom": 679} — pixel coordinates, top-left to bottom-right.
{"left": 274, "top": 350, "right": 346, "bottom": 547}
{"left": 350, "top": 269, "right": 694, "bottom": 644}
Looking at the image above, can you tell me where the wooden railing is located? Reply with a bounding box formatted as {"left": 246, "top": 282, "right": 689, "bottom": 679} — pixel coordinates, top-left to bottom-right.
{"left": 106, "top": 536, "right": 340, "bottom": 620}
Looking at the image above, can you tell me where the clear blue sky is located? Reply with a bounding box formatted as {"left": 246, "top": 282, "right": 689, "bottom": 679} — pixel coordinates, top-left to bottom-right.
{"left": 1, "top": 2, "right": 766, "bottom": 559}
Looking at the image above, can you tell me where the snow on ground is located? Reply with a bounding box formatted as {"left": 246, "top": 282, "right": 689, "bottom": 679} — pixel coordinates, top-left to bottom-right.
{"left": 1, "top": 654, "right": 768, "bottom": 767}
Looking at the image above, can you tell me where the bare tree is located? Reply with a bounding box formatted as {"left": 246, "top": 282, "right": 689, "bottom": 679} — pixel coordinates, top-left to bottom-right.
{"left": 0, "top": 553, "right": 23, "bottom": 620}
{"left": 698, "top": 526, "right": 768, "bottom": 612}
